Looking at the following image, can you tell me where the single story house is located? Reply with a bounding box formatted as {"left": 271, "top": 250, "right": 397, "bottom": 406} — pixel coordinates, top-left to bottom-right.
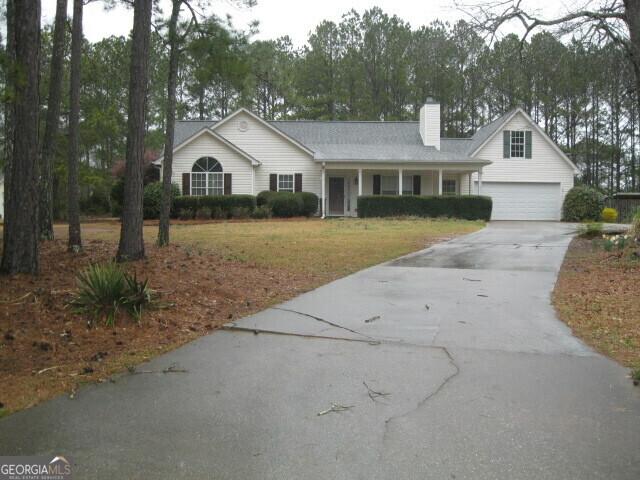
{"left": 156, "top": 99, "right": 578, "bottom": 220}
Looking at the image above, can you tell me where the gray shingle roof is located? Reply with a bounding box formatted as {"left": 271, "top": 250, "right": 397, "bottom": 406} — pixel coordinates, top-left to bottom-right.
{"left": 170, "top": 114, "right": 512, "bottom": 164}
{"left": 270, "top": 121, "right": 423, "bottom": 146}
{"left": 467, "top": 109, "right": 517, "bottom": 155}
{"left": 174, "top": 120, "right": 217, "bottom": 147}
{"left": 270, "top": 121, "right": 487, "bottom": 163}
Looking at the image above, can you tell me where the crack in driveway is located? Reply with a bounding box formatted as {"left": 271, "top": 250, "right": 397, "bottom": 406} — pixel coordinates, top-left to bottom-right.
{"left": 222, "top": 324, "right": 380, "bottom": 345}
{"left": 271, "top": 307, "right": 375, "bottom": 340}
{"left": 229, "top": 306, "right": 463, "bottom": 447}
{"left": 381, "top": 346, "right": 460, "bottom": 446}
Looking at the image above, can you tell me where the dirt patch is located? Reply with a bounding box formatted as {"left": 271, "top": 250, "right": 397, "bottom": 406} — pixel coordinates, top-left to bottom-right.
{"left": 0, "top": 240, "right": 317, "bottom": 414}
{"left": 553, "top": 236, "right": 640, "bottom": 370}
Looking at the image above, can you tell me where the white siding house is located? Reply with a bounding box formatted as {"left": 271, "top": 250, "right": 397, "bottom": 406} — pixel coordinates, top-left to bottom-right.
{"left": 213, "top": 110, "right": 320, "bottom": 196}
{"left": 156, "top": 102, "right": 578, "bottom": 221}
{"left": 171, "top": 129, "right": 256, "bottom": 195}
{"left": 467, "top": 111, "right": 577, "bottom": 220}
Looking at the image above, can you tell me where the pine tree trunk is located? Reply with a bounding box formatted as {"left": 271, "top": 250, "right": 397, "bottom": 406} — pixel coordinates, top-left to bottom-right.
{"left": 1, "top": 0, "right": 41, "bottom": 275}
{"left": 39, "top": 0, "right": 67, "bottom": 241}
{"left": 158, "top": 0, "right": 182, "bottom": 247}
{"left": 67, "top": 0, "right": 83, "bottom": 252}
{"left": 624, "top": 0, "right": 640, "bottom": 188}
{"left": 117, "top": 0, "right": 153, "bottom": 262}
{"left": 3, "top": 0, "right": 15, "bottom": 215}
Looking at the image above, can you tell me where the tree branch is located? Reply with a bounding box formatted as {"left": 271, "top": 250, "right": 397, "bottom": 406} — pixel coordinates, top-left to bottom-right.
{"left": 457, "top": 0, "right": 628, "bottom": 49}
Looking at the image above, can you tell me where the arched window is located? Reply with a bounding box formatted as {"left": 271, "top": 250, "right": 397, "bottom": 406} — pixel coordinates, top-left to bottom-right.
{"left": 191, "top": 157, "right": 223, "bottom": 196}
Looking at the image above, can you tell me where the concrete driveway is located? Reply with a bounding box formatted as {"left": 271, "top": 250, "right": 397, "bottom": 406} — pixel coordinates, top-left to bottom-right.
{"left": 2, "top": 222, "right": 639, "bottom": 479}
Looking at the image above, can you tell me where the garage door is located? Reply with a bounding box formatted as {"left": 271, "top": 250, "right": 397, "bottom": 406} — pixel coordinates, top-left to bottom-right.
{"left": 475, "top": 182, "right": 561, "bottom": 220}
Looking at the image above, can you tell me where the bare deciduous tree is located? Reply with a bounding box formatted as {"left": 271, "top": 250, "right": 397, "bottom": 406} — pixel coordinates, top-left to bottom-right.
{"left": 459, "top": 0, "right": 640, "bottom": 127}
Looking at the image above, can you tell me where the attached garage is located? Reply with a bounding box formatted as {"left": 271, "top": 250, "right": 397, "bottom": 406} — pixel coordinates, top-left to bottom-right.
{"left": 476, "top": 181, "right": 561, "bottom": 221}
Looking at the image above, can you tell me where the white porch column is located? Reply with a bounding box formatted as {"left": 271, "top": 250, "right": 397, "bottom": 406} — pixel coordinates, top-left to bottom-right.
{"left": 398, "top": 168, "right": 403, "bottom": 195}
{"left": 358, "top": 168, "right": 363, "bottom": 196}
{"left": 438, "top": 169, "right": 443, "bottom": 196}
{"left": 321, "top": 164, "right": 326, "bottom": 218}
{"left": 251, "top": 166, "right": 255, "bottom": 195}
{"left": 478, "top": 168, "right": 483, "bottom": 195}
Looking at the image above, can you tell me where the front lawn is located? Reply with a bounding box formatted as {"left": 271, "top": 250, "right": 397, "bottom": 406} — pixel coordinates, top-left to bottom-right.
{"left": 0, "top": 218, "right": 482, "bottom": 414}
{"left": 553, "top": 235, "right": 640, "bottom": 376}
{"left": 58, "top": 218, "right": 482, "bottom": 279}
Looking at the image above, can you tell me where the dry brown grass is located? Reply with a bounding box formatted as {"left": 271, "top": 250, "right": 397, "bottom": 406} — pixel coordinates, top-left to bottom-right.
{"left": 53, "top": 217, "right": 482, "bottom": 278}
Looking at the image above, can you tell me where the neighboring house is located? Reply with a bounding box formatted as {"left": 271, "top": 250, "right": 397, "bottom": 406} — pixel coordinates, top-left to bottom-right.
{"left": 156, "top": 99, "right": 578, "bottom": 220}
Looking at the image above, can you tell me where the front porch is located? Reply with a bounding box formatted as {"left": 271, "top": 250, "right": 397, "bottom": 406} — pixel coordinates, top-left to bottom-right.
{"left": 320, "top": 165, "right": 485, "bottom": 217}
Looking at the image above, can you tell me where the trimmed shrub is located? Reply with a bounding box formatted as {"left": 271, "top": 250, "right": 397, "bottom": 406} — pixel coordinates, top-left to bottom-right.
{"left": 270, "top": 193, "right": 304, "bottom": 217}
{"left": 257, "top": 190, "right": 279, "bottom": 207}
{"left": 256, "top": 191, "right": 318, "bottom": 217}
{"left": 357, "top": 195, "right": 492, "bottom": 221}
{"left": 143, "top": 182, "right": 181, "bottom": 220}
{"left": 195, "top": 207, "right": 212, "bottom": 220}
{"left": 601, "top": 207, "right": 619, "bottom": 223}
{"left": 173, "top": 196, "right": 199, "bottom": 215}
{"left": 172, "top": 194, "right": 256, "bottom": 219}
{"left": 231, "top": 206, "right": 251, "bottom": 219}
{"left": 212, "top": 206, "right": 226, "bottom": 219}
{"left": 299, "top": 192, "right": 319, "bottom": 216}
{"left": 178, "top": 208, "right": 193, "bottom": 220}
{"left": 251, "top": 205, "right": 272, "bottom": 219}
{"left": 562, "top": 186, "right": 604, "bottom": 222}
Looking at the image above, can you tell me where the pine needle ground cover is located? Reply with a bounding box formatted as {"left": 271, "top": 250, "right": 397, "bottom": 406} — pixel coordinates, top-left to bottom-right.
{"left": 0, "top": 218, "right": 481, "bottom": 414}
{"left": 553, "top": 236, "right": 640, "bottom": 374}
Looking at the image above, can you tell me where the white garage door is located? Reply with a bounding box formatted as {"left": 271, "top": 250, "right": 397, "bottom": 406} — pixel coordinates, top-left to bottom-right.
{"left": 475, "top": 182, "right": 561, "bottom": 220}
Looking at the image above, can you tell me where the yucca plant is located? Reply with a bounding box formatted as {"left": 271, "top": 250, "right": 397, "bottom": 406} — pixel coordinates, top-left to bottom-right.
{"left": 68, "top": 262, "right": 156, "bottom": 326}
{"left": 122, "top": 271, "right": 156, "bottom": 322}
{"left": 68, "top": 263, "right": 126, "bottom": 326}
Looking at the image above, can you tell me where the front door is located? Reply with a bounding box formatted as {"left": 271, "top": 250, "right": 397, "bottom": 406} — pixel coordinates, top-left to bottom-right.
{"left": 329, "top": 177, "right": 345, "bottom": 216}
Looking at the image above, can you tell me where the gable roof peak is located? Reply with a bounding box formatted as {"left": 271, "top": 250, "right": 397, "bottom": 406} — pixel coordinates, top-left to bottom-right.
{"left": 212, "top": 108, "right": 315, "bottom": 156}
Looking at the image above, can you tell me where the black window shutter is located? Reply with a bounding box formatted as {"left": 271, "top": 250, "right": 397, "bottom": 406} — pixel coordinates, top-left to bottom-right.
{"left": 223, "top": 173, "right": 232, "bottom": 195}
{"left": 294, "top": 173, "right": 302, "bottom": 192}
{"left": 412, "top": 175, "right": 421, "bottom": 195}
{"left": 503, "top": 130, "right": 510, "bottom": 158}
{"left": 525, "top": 131, "right": 532, "bottom": 158}
{"left": 373, "top": 175, "right": 381, "bottom": 195}
{"left": 269, "top": 174, "right": 277, "bottom": 191}
{"left": 182, "top": 172, "right": 190, "bottom": 196}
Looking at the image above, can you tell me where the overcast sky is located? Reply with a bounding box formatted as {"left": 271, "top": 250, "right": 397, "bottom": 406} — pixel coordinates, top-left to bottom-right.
{"left": 39, "top": 0, "right": 574, "bottom": 46}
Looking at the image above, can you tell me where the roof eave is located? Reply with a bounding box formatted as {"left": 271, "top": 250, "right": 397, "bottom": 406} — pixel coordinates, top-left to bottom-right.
{"left": 315, "top": 158, "right": 492, "bottom": 165}
{"left": 212, "top": 108, "right": 315, "bottom": 157}
{"left": 154, "top": 127, "right": 261, "bottom": 167}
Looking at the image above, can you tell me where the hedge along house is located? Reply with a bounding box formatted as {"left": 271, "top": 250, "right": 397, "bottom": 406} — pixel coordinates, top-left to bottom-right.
{"left": 156, "top": 99, "right": 578, "bottom": 220}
